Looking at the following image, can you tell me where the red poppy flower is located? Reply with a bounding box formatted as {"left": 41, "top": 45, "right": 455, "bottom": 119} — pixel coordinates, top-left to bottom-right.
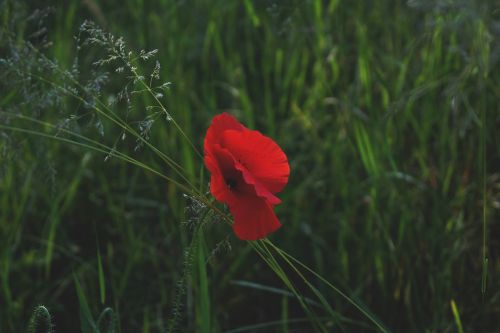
{"left": 204, "top": 113, "right": 290, "bottom": 240}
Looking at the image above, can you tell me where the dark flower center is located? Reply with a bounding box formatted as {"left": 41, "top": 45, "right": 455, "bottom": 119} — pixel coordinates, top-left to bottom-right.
{"left": 225, "top": 177, "right": 237, "bottom": 190}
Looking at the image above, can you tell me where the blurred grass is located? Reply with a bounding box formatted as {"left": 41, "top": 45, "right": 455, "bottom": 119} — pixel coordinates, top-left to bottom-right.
{"left": 1, "top": 0, "right": 499, "bottom": 332}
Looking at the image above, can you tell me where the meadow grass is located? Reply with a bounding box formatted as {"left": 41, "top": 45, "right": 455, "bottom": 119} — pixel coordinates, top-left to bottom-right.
{"left": 1, "top": 0, "right": 499, "bottom": 332}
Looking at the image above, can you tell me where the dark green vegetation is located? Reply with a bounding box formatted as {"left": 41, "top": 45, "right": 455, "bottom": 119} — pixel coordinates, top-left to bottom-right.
{"left": 1, "top": 0, "right": 499, "bottom": 332}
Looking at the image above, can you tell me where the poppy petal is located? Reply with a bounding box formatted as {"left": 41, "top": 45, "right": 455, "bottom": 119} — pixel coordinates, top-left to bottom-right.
{"left": 229, "top": 195, "right": 281, "bottom": 240}
{"left": 204, "top": 113, "right": 245, "bottom": 150}
{"left": 220, "top": 129, "right": 290, "bottom": 194}
{"left": 204, "top": 151, "right": 231, "bottom": 204}
{"left": 233, "top": 161, "right": 282, "bottom": 205}
{"left": 203, "top": 113, "right": 290, "bottom": 241}
{"left": 206, "top": 144, "right": 280, "bottom": 205}
{"left": 205, "top": 144, "right": 240, "bottom": 204}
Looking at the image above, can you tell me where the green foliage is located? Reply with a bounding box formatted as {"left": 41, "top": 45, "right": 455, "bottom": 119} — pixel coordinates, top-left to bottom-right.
{"left": 1, "top": 0, "right": 499, "bottom": 332}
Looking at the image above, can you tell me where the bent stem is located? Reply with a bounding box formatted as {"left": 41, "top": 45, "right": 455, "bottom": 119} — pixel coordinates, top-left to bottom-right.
{"left": 263, "top": 239, "right": 390, "bottom": 333}
{"left": 250, "top": 240, "right": 328, "bottom": 333}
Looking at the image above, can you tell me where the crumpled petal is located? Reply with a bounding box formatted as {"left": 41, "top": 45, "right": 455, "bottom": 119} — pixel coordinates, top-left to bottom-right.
{"left": 233, "top": 161, "right": 281, "bottom": 205}
{"left": 204, "top": 113, "right": 245, "bottom": 152}
{"left": 206, "top": 144, "right": 280, "bottom": 205}
{"left": 204, "top": 147, "right": 233, "bottom": 204}
{"left": 220, "top": 129, "right": 290, "bottom": 194}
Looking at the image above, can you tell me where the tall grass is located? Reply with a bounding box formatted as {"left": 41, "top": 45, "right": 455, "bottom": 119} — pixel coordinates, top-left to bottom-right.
{"left": 1, "top": 0, "right": 499, "bottom": 332}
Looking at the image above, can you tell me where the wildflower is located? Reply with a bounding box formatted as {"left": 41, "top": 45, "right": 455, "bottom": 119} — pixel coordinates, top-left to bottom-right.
{"left": 204, "top": 113, "right": 290, "bottom": 240}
